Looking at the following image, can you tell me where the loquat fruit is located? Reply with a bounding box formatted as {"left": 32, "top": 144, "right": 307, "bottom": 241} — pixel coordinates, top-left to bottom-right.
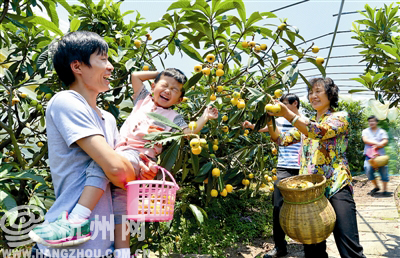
{"left": 189, "top": 121, "right": 198, "bottom": 130}
{"left": 212, "top": 168, "right": 220, "bottom": 177}
{"left": 316, "top": 57, "right": 324, "bottom": 65}
{"left": 194, "top": 64, "right": 202, "bottom": 72}
{"left": 202, "top": 68, "right": 211, "bottom": 76}
{"left": 206, "top": 54, "right": 215, "bottom": 63}
{"left": 190, "top": 138, "right": 200, "bottom": 149}
{"left": 134, "top": 40, "right": 141, "bottom": 48}
{"left": 191, "top": 146, "right": 202, "bottom": 155}
{"left": 216, "top": 69, "right": 224, "bottom": 77}
{"left": 211, "top": 189, "right": 218, "bottom": 197}
{"left": 274, "top": 89, "right": 283, "bottom": 98}
{"left": 278, "top": 23, "right": 287, "bottom": 30}
{"left": 210, "top": 94, "right": 217, "bottom": 101}
{"left": 260, "top": 44, "right": 267, "bottom": 50}
{"left": 220, "top": 189, "right": 228, "bottom": 197}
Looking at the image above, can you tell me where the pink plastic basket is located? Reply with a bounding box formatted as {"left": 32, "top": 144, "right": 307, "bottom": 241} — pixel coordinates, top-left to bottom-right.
{"left": 126, "top": 166, "right": 179, "bottom": 222}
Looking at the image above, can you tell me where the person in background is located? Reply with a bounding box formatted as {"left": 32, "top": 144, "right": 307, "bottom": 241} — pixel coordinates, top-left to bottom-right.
{"left": 244, "top": 93, "right": 302, "bottom": 258}
{"left": 362, "top": 115, "right": 390, "bottom": 196}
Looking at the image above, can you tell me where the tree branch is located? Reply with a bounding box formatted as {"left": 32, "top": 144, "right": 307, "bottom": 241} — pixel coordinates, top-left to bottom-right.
{"left": 0, "top": 0, "right": 10, "bottom": 24}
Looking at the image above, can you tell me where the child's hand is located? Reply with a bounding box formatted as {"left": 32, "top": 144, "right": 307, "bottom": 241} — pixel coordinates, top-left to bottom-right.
{"left": 139, "top": 153, "right": 158, "bottom": 180}
{"left": 242, "top": 120, "right": 255, "bottom": 129}
{"left": 204, "top": 106, "right": 218, "bottom": 120}
{"left": 148, "top": 125, "right": 165, "bottom": 133}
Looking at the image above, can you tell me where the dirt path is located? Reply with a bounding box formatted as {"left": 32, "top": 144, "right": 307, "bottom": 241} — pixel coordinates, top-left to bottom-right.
{"left": 226, "top": 175, "right": 400, "bottom": 258}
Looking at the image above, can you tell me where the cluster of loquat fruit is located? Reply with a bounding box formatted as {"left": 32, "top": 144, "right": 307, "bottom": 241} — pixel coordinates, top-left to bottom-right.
{"left": 206, "top": 167, "right": 234, "bottom": 198}
{"left": 194, "top": 54, "right": 224, "bottom": 78}
{"left": 241, "top": 165, "right": 278, "bottom": 192}
{"left": 286, "top": 45, "right": 324, "bottom": 65}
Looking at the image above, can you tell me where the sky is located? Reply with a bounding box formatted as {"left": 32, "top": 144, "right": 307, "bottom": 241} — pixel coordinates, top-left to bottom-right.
{"left": 54, "top": 0, "right": 396, "bottom": 104}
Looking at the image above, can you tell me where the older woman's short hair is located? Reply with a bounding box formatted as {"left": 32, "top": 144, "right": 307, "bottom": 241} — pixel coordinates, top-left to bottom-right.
{"left": 307, "top": 77, "right": 339, "bottom": 108}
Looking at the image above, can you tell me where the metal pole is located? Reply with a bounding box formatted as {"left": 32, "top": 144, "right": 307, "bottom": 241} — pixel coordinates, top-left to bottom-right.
{"left": 324, "top": 0, "right": 346, "bottom": 72}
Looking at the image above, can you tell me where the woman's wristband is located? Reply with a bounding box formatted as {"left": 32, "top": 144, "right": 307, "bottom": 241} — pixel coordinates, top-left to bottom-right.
{"left": 291, "top": 115, "right": 299, "bottom": 126}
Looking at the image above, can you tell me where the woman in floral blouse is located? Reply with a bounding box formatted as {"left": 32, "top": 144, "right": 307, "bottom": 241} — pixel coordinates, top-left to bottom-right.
{"left": 266, "top": 78, "right": 365, "bottom": 258}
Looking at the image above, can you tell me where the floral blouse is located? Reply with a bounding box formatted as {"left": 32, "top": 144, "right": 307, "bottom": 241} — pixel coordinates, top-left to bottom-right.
{"left": 275, "top": 110, "right": 352, "bottom": 198}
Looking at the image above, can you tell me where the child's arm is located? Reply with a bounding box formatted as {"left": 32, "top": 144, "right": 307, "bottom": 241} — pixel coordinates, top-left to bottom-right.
{"left": 131, "top": 71, "right": 159, "bottom": 100}
{"left": 183, "top": 106, "right": 218, "bottom": 134}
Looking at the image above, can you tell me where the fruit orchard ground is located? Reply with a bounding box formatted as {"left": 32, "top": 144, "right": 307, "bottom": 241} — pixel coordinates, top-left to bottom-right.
{"left": 148, "top": 175, "right": 400, "bottom": 257}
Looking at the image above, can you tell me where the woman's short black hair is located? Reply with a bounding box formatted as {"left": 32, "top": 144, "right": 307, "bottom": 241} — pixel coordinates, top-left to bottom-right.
{"left": 307, "top": 77, "right": 339, "bottom": 108}
{"left": 154, "top": 68, "right": 187, "bottom": 97}
{"left": 52, "top": 31, "right": 109, "bottom": 87}
{"left": 280, "top": 93, "right": 300, "bottom": 109}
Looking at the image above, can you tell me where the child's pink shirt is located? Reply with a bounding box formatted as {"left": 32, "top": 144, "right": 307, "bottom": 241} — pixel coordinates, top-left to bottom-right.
{"left": 115, "top": 86, "right": 187, "bottom": 159}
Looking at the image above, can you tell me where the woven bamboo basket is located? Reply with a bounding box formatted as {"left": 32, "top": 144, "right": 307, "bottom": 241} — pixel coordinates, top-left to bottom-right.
{"left": 277, "top": 174, "right": 336, "bottom": 244}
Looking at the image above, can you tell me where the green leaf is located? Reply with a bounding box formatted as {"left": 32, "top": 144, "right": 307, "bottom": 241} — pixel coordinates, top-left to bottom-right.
{"left": 160, "top": 141, "right": 180, "bottom": 171}
{"left": 70, "top": 19, "right": 81, "bottom": 32}
{"left": 167, "top": 0, "right": 191, "bottom": 11}
{"left": 245, "top": 12, "right": 262, "bottom": 28}
{"left": 36, "top": 48, "right": 48, "bottom": 70}
{"left": 4, "top": 171, "right": 46, "bottom": 184}
{"left": 372, "top": 72, "right": 384, "bottom": 83}
{"left": 21, "top": 16, "right": 63, "bottom": 36}
{"left": 168, "top": 41, "right": 176, "bottom": 55}
{"left": 28, "top": 195, "right": 46, "bottom": 210}
{"left": 305, "top": 58, "right": 326, "bottom": 78}
{"left": 191, "top": 152, "right": 199, "bottom": 176}
{"left": 146, "top": 112, "right": 182, "bottom": 131}
{"left": 299, "top": 72, "right": 312, "bottom": 90}
{"left": 348, "top": 89, "right": 369, "bottom": 94}
{"left": 376, "top": 44, "right": 400, "bottom": 60}
{"left": 193, "top": 162, "right": 212, "bottom": 182}
{"left": 281, "top": 38, "right": 297, "bottom": 51}
{"left": 180, "top": 42, "right": 203, "bottom": 63}
{"left": 42, "top": 1, "right": 58, "bottom": 27}
{"left": 56, "top": 0, "right": 74, "bottom": 15}
{"left": 188, "top": 204, "right": 207, "bottom": 226}
{"left": 247, "top": 87, "right": 262, "bottom": 96}
{"left": 146, "top": 21, "right": 168, "bottom": 31}
{"left": 0, "top": 189, "right": 18, "bottom": 225}
{"left": 125, "top": 58, "right": 136, "bottom": 71}
{"left": 350, "top": 77, "right": 367, "bottom": 87}
{"left": 275, "top": 61, "right": 291, "bottom": 73}
{"left": 3, "top": 68, "right": 14, "bottom": 84}
{"left": 181, "top": 162, "right": 189, "bottom": 183}
{"left": 122, "top": 10, "right": 135, "bottom": 17}
{"left": 184, "top": 72, "right": 203, "bottom": 91}
{"left": 142, "top": 131, "right": 173, "bottom": 141}
{"left": 214, "top": 1, "right": 236, "bottom": 17}
{"left": 233, "top": 0, "right": 246, "bottom": 23}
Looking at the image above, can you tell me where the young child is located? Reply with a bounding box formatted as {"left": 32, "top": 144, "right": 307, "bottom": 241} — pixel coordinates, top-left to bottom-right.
{"left": 30, "top": 65, "right": 218, "bottom": 258}
{"left": 111, "top": 69, "right": 218, "bottom": 256}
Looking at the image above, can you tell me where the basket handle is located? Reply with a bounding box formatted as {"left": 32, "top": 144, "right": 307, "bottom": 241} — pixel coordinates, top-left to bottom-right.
{"left": 154, "top": 165, "right": 179, "bottom": 190}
